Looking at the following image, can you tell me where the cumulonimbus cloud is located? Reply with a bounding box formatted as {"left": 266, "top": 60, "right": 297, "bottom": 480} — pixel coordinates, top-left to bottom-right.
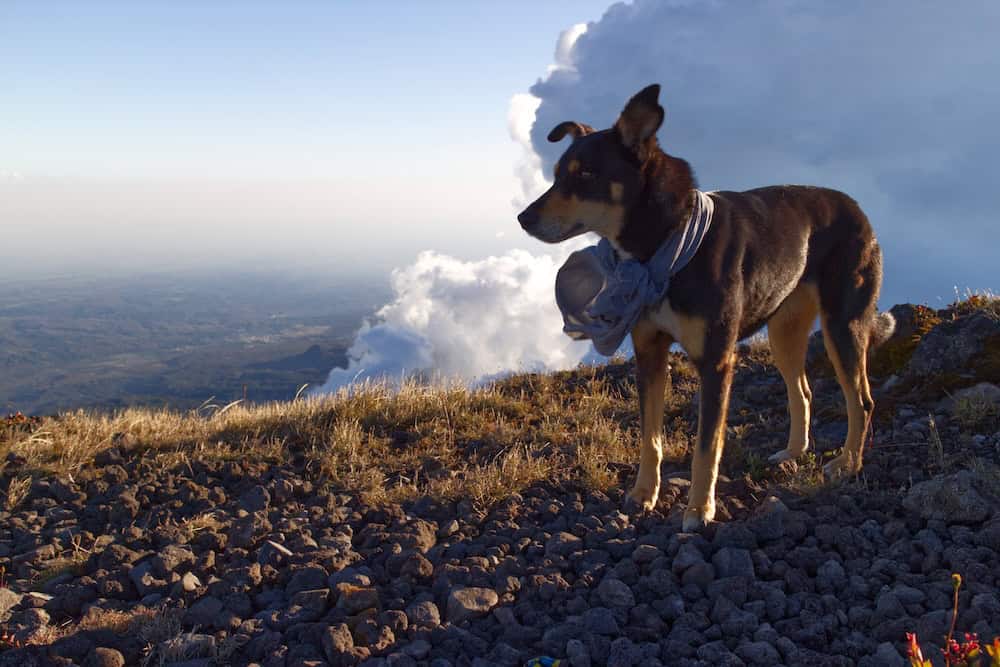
{"left": 313, "top": 248, "right": 594, "bottom": 393}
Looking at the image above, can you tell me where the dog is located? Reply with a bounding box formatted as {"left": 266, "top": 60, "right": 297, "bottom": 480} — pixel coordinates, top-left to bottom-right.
{"left": 518, "top": 84, "right": 894, "bottom": 531}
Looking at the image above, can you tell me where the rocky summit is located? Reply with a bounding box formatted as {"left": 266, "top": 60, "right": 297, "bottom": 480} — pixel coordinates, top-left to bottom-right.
{"left": 1, "top": 296, "right": 1000, "bottom": 667}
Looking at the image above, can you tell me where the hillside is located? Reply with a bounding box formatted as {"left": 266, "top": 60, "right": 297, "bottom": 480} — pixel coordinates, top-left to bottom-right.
{"left": 1, "top": 294, "right": 999, "bottom": 667}
{"left": 0, "top": 272, "right": 386, "bottom": 415}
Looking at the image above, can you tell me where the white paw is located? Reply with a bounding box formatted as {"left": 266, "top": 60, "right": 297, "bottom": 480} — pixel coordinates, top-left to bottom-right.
{"left": 823, "top": 453, "right": 861, "bottom": 480}
{"left": 626, "top": 484, "right": 659, "bottom": 512}
{"left": 682, "top": 502, "right": 716, "bottom": 532}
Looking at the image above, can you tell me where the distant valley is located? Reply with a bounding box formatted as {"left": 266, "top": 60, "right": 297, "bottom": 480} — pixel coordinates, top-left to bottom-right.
{"left": 0, "top": 270, "right": 389, "bottom": 414}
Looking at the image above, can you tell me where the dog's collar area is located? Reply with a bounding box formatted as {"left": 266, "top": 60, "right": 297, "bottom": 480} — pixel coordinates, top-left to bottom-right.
{"left": 555, "top": 190, "right": 715, "bottom": 355}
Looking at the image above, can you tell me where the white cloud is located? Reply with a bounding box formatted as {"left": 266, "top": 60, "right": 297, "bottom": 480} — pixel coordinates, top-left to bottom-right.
{"left": 314, "top": 247, "right": 593, "bottom": 393}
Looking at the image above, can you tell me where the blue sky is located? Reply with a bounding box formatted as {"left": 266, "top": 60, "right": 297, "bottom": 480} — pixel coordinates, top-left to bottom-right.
{"left": 1, "top": 1, "right": 609, "bottom": 274}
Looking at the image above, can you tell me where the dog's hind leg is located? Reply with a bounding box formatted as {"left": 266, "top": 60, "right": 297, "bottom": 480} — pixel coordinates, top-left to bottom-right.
{"left": 820, "top": 317, "right": 873, "bottom": 478}
{"left": 819, "top": 242, "right": 882, "bottom": 479}
{"left": 767, "top": 283, "right": 820, "bottom": 464}
{"left": 627, "top": 320, "right": 673, "bottom": 511}
{"left": 684, "top": 341, "right": 736, "bottom": 532}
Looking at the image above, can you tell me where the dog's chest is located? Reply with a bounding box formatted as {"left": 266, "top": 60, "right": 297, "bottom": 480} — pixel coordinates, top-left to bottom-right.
{"left": 646, "top": 296, "right": 707, "bottom": 360}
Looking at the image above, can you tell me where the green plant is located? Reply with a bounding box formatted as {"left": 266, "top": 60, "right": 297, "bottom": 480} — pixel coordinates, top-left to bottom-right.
{"left": 950, "top": 391, "right": 1000, "bottom": 433}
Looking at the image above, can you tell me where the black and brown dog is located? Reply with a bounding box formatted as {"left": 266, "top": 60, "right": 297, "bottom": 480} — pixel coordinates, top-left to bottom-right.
{"left": 518, "top": 84, "right": 894, "bottom": 531}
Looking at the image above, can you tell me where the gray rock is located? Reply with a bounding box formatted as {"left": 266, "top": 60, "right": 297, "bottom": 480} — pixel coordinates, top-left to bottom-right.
{"left": 151, "top": 545, "right": 196, "bottom": 577}
{"left": 582, "top": 606, "right": 620, "bottom": 635}
{"left": 816, "top": 559, "right": 847, "bottom": 593}
{"left": 401, "top": 639, "right": 431, "bottom": 659}
{"left": 437, "top": 519, "right": 459, "bottom": 537}
{"left": 128, "top": 560, "right": 168, "bottom": 597}
{"left": 747, "top": 496, "right": 788, "bottom": 542}
{"left": 734, "top": 640, "right": 781, "bottom": 666}
{"left": 405, "top": 600, "right": 441, "bottom": 627}
{"left": 859, "top": 641, "right": 905, "bottom": 667}
{"left": 892, "top": 584, "right": 926, "bottom": 606}
{"left": 973, "top": 592, "right": 1000, "bottom": 617}
{"left": 486, "top": 641, "right": 523, "bottom": 666}
{"left": 597, "top": 577, "right": 636, "bottom": 609}
{"left": 607, "top": 637, "right": 643, "bottom": 667}
{"left": 873, "top": 590, "right": 905, "bottom": 623}
{"left": 239, "top": 485, "right": 271, "bottom": 512}
{"left": 393, "top": 519, "right": 437, "bottom": 553}
{"left": 184, "top": 595, "right": 223, "bottom": 628}
{"left": 446, "top": 587, "right": 498, "bottom": 624}
{"left": 567, "top": 638, "right": 591, "bottom": 667}
{"left": 542, "top": 622, "right": 584, "bottom": 655}
{"left": 696, "top": 640, "right": 744, "bottom": 666}
{"left": 286, "top": 565, "right": 329, "bottom": 597}
{"left": 712, "top": 548, "right": 755, "bottom": 580}
{"left": 84, "top": 648, "right": 125, "bottom": 667}
{"left": 713, "top": 523, "right": 758, "bottom": 550}
{"left": 335, "top": 583, "right": 379, "bottom": 614}
{"left": 546, "top": 532, "right": 583, "bottom": 557}
{"left": 904, "top": 312, "right": 1000, "bottom": 382}
{"left": 322, "top": 622, "right": 358, "bottom": 665}
{"left": 180, "top": 572, "right": 201, "bottom": 592}
{"left": 631, "top": 544, "right": 663, "bottom": 563}
{"left": 903, "top": 471, "right": 994, "bottom": 524}
{"left": 671, "top": 543, "right": 705, "bottom": 574}
{"left": 270, "top": 588, "right": 330, "bottom": 628}
{"left": 0, "top": 588, "right": 22, "bottom": 622}
{"left": 681, "top": 561, "right": 716, "bottom": 590}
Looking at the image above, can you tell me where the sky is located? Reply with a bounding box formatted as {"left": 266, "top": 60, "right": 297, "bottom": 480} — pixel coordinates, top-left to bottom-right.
{"left": 2, "top": 1, "right": 998, "bottom": 311}
{"left": 0, "top": 1, "right": 610, "bottom": 277}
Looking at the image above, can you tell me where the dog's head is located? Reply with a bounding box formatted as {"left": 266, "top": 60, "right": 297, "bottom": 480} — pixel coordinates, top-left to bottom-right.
{"left": 517, "top": 84, "right": 668, "bottom": 244}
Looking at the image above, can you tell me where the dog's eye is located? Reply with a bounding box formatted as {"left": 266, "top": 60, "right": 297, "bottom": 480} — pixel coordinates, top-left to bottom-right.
{"left": 579, "top": 170, "right": 597, "bottom": 181}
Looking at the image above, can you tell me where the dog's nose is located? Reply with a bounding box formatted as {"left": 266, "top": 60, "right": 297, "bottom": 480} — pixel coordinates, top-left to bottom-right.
{"left": 518, "top": 207, "right": 538, "bottom": 229}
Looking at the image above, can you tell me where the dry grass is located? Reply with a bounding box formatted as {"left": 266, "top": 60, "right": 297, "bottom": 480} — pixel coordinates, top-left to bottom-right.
{"left": 950, "top": 390, "right": 1000, "bottom": 433}
{"left": 3, "top": 475, "right": 31, "bottom": 511}
{"left": 0, "top": 358, "right": 702, "bottom": 506}
{"left": 950, "top": 288, "right": 1000, "bottom": 320}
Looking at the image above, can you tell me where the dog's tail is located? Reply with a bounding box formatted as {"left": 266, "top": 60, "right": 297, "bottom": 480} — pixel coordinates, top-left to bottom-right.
{"left": 869, "top": 311, "right": 896, "bottom": 350}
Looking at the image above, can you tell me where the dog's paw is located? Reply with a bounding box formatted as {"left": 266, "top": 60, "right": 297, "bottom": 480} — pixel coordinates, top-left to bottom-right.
{"left": 626, "top": 484, "right": 660, "bottom": 512}
{"left": 682, "top": 501, "right": 716, "bottom": 532}
{"left": 823, "top": 453, "right": 861, "bottom": 480}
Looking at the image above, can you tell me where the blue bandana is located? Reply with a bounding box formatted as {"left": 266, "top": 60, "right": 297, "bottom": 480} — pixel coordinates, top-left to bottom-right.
{"left": 555, "top": 190, "right": 715, "bottom": 356}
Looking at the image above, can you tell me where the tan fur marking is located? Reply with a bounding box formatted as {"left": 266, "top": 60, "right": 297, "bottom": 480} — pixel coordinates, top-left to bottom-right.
{"left": 686, "top": 358, "right": 734, "bottom": 527}
{"left": 768, "top": 283, "right": 820, "bottom": 459}
{"left": 567, "top": 160, "right": 580, "bottom": 174}
{"left": 610, "top": 182, "right": 624, "bottom": 203}
{"left": 648, "top": 302, "right": 707, "bottom": 362}
{"left": 628, "top": 319, "right": 673, "bottom": 510}
{"left": 538, "top": 191, "right": 626, "bottom": 239}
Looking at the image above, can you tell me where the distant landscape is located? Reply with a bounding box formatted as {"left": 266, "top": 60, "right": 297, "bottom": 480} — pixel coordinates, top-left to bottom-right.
{"left": 0, "top": 270, "right": 389, "bottom": 415}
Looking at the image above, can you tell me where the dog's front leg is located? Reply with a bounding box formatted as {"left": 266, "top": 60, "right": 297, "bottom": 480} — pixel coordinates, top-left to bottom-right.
{"left": 627, "top": 320, "right": 673, "bottom": 511}
{"left": 683, "top": 349, "right": 735, "bottom": 531}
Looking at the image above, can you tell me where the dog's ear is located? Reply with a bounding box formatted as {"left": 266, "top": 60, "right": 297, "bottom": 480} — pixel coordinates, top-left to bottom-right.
{"left": 547, "top": 121, "right": 595, "bottom": 143}
{"left": 615, "top": 84, "right": 664, "bottom": 158}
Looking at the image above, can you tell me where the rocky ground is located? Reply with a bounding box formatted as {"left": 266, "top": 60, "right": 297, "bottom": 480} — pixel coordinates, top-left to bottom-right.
{"left": 2, "top": 298, "right": 1000, "bottom": 667}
